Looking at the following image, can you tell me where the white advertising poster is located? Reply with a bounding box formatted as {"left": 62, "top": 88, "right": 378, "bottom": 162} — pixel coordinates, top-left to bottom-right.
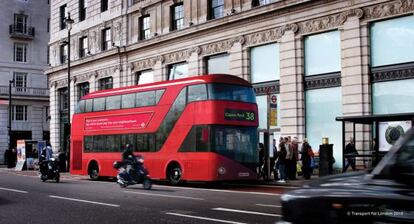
{"left": 378, "top": 121, "right": 412, "bottom": 152}
{"left": 15, "top": 140, "right": 26, "bottom": 171}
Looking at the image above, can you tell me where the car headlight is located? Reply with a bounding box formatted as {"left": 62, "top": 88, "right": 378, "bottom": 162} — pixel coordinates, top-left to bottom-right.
{"left": 281, "top": 194, "right": 308, "bottom": 202}
{"left": 218, "top": 167, "right": 226, "bottom": 175}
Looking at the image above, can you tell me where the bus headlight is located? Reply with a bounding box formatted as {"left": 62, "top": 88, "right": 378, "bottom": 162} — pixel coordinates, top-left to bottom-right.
{"left": 218, "top": 167, "right": 226, "bottom": 175}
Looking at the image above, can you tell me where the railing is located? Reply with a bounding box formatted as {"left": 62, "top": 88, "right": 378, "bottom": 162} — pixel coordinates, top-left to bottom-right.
{"left": 0, "top": 86, "right": 49, "bottom": 97}
{"left": 9, "top": 24, "right": 35, "bottom": 39}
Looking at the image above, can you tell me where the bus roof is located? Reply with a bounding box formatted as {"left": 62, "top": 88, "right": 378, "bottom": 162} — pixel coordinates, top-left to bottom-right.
{"left": 82, "top": 74, "right": 252, "bottom": 100}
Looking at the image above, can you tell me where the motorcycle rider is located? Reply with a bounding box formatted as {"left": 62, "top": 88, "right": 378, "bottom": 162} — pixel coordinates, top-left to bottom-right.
{"left": 121, "top": 144, "right": 143, "bottom": 183}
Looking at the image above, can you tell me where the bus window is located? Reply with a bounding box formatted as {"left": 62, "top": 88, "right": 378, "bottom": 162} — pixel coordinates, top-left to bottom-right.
{"left": 84, "top": 136, "right": 93, "bottom": 152}
{"left": 76, "top": 100, "right": 85, "bottom": 113}
{"left": 93, "top": 98, "right": 105, "bottom": 112}
{"left": 106, "top": 135, "right": 120, "bottom": 152}
{"left": 136, "top": 134, "right": 149, "bottom": 152}
{"left": 94, "top": 135, "right": 106, "bottom": 152}
{"left": 121, "top": 134, "right": 135, "bottom": 151}
{"left": 156, "top": 89, "right": 165, "bottom": 104}
{"left": 136, "top": 91, "right": 155, "bottom": 107}
{"left": 121, "top": 93, "right": 135, "bottom": 109}
{"left": 85, "top": 99, "right": 93, "bottom": 112}
{"left": 188, "top": 84, "right": 207, "bottom": 103}
{"left": 106, "top": 95, "right": 121, "bottom": 110}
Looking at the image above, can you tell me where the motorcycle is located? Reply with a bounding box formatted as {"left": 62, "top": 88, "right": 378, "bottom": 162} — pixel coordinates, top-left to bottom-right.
{"left": 39, "top": 157, "right": 60, "bottom": 183}
{"left": 113, "top": 156, "right": 152, "bottom": 190}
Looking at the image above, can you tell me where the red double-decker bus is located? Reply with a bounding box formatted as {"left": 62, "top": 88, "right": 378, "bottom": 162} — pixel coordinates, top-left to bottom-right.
{"left": 70, "top": 74, "right": 258, "bottom": 184}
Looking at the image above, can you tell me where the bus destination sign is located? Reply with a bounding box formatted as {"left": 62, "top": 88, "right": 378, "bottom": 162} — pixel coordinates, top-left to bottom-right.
{"left": 84, "top": 113, "right": 153, "bottom": 131}
{"left": 224, "top": 109, "right": 255, "bottom": 122}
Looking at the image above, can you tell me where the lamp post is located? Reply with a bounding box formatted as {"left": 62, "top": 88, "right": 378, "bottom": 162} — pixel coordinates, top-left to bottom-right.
{"left": 65, "top": 13, "right": 74, "bottom": 171}
{"left": 8, "top": 78, "right": 15, "bottom": 152}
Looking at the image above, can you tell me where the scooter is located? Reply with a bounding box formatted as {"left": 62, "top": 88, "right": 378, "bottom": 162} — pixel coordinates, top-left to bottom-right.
{"left": 113, "top": 156, "right": 152, "bottom": 190}
{"left": 39, "top": 157, "right": 60, "bottom": 183}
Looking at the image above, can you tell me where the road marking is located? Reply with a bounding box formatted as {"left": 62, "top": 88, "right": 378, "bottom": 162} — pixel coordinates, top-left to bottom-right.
{"left": 225, "top": 183, "right": 299, "bottom": 189}
{"left": 49, "top": 195, "right": 120, "bottom": 207}
{"left": 156, "top": 185, "right": 281, "bottom": 196}
{"left": 0, "top": 187, "right": 28, "bottom": 194}
{"left": 124, "top": 191, "right": 204, "bottom": 200}
{"left": 166, "top": 212, "right": 247, "bottom": 224}
{"left": 256, "top": 204, "right": 282, "bottom": 208}
{"left": 212, "top": 207, "right": 281, "bottom": 217}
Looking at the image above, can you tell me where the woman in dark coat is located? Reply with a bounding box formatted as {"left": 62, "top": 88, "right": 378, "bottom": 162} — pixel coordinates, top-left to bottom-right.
{"left": 301, "top": 138, "right": 313, "bottom": 180}
{"left": 277, "top": 141, "right": 287, "bottom": 183}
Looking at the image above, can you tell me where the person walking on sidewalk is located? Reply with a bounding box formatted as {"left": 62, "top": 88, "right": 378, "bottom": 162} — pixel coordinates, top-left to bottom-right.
{"left": 344, "top": 137, "right": 358, "bottom": 172}
{"left": 290, "top": 137, "right": 299, "bottom": 180}
{"left": 284, "top": 137, "right": 293, "bottom": 180}
{"left": 301, "top": 138, "right": 313, "bottom": 180}
{"left": 277, "top": 139, "right": 287, "bottom": 183}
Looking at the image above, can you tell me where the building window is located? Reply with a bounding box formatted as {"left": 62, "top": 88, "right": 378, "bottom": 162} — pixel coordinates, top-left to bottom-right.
{"left": 59, "top": 88, "right": 68, "bottom": 111}
{"left": 168, "top": 62, "right": 188, "bottom": 80}
{"left": 206, "top": 54, "right": 229, "bottom": 74}
{"left": 13, "top": 72, "right": 27, "bottom": 92}
{"left": 14, "top": 43, "right": 27, "bottom": 62}
{"left": 45, "top": 106, "right": 49, "bottom": 122}
{"left": 60, "top": 44, "right": 68, "bottom": 64}
{"left": 252, "top": 0, "right": 272, "bottom": 7}
{"left": 79, "top": 0, "right": 86, "bottom": 21}
{"left": 60, "top": 4, "right": 67, "bottom": 30}
{"left": 209, "top": 0, "right": 224, "bottom": 20}
{"left": 12, "top": 105, "right": 28, "bottom": 121}
{"left": 304, "top": 31, "right": 340, "bottom": 76}
{"left": 135, "top": 70, "right": 154, "bottom": 85}
{"left": 47, "top": 18, "right": 50, "bottom": 32}
{"left": 140, "top": 15, "right": 151, "bottom": 40}
{"left": 101, "top": 28, "right": 111, "bottom": 51}
{"left": 14, "top": 14, "right": 27, "bottom": 33}
{"left": 370, "top": 16, "right": 414, "bottom": 115}
{"left": 372, "top": 79, "right": 414, "bottom": 114}
{"left": 171, "top": 3, "right": 184, "bottom": 31}
{"left": 250, "top": 43, "right": 280, "bottom": 83}
{"left": 47, "top": 46, "right": 50, "bottom": 64}
{"left": 101, "top": 0, "right": 108, "bottom": 12}
{"left": 371, "top": 15, "right": 414, "bottom": 67}
{"left": 77, "top": 82, "right": 89, "bottom": 101}
{"left": 306, "top": 87, "right": 342, "bottom": 168}
{"left": 79, "top": 36, "right": 88, "bottom": 58}
{"left": 98, "top": 77, "right": 113, "bottom": 90}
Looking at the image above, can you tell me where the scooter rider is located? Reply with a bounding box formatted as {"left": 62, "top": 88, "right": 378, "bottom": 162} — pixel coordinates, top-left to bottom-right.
{"left": 122, "top": 144, "right": 142, "bottom": 183}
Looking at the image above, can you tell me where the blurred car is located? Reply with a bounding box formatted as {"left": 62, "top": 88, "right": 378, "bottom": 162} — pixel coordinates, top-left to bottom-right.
{"left": 279, "top": 127, "right": 414, "bottom": 224}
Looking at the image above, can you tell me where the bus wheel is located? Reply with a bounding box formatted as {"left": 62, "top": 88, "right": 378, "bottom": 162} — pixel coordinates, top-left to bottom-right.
{"left": 168, "top": 164, "right": 182, "bottom": 185}
{"left": 89, "top": 162, "right": 99, "bottom": 181}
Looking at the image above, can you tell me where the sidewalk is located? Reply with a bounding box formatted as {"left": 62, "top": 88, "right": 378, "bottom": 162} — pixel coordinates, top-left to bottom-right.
{"left": 0, "top": 167, "right": 87, "bottom": 180}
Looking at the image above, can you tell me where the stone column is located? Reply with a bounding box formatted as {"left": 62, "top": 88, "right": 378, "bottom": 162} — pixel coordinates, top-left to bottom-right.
{"left": 188, "top": 47, "right": 202, "bottom": 76}
{"left": 153, "top": 58, "right": 164, "bottom": 82}
{"left": 341, "top": 13, "right": 371, "bottom": 152}
{"left": 229, "top": 39, "right": 244, "bottom": 78}
{"left": 279, "top": 28, "right": 305, "bottom": 140}
{"left": 49, "top": 83, "right": 60, "bottom": 151}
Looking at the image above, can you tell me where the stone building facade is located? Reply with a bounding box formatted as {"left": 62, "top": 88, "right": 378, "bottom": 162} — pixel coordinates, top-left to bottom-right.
{"left": 0, "top": 0, "right": 50, "bottom": 163}
{"left": 46, "top": 0, "right": 414, "bottom": 169}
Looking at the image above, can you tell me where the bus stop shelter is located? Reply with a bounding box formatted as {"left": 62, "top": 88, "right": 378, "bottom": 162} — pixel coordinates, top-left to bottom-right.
{"left": 336, "top": 113, "right": 414, "bottom": 172}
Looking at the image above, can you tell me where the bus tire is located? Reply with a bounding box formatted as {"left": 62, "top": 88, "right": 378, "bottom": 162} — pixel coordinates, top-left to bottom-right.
{"left": 167, "top": 163, "right": 182, "bottom": 185}
{"left": 88, "top": 162, "right": 100, "bottom": 181}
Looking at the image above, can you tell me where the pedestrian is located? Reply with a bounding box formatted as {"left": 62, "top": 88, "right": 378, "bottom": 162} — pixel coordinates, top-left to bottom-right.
{"left": 277, "top": 140, "right": 287, "bottom": 183}
{"left": 58, "top": 150, "right": 67, "bottom": 172}
{"left": 284, "top": 137, "right": 293, "bottom": 180}
{"left": 344, "top": 137, "right": 358, "bottom": 172}
{"left": 4, "top": 148, "right": 10, "bottom": 168}
{"left": 290, "top": 137, "right": 299, "bottom": 180}
{"left": 301, "top": 138, "right": 313, "bottom": 180}
{"left": 11, "top": 148, "right": 17, "bottom": 167}
{"left": 272, "top": 139, "right": 279, "bottom": 181}
{"left": 258, "top": 143, "right": 265, "bottom": 178}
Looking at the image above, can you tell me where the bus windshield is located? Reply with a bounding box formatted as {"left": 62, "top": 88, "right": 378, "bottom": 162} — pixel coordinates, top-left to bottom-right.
{"left": 211, "top": 126, "right": 258, "bottom": 169}
{"left": 208, "top": 84, "right": 256, "bottom": 104}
